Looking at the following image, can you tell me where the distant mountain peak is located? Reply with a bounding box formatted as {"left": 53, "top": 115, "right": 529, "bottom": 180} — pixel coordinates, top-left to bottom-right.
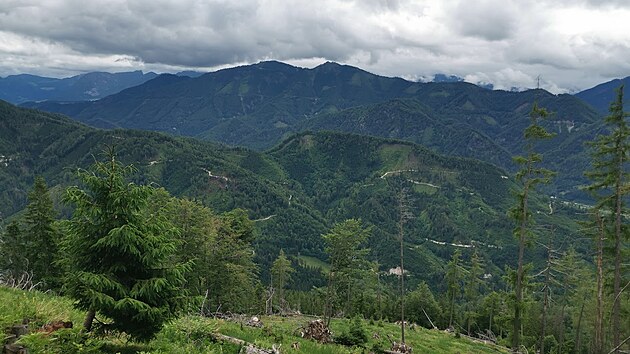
{"left": 432, "top": 73, "right": 464, "bottom": 83}
{"left": 0, "top": 70, "right": 159, "bottom": 104}
{"left": 575, "top": 76, "right": 630, "bottom": 113}
{"left": 253, "top": 60, "right": 298, "bottom": 71}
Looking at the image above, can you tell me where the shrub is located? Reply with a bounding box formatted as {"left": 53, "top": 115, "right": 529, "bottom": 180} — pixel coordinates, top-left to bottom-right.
{"left": 335, "top": 315, "right": 368, "bottom": 347}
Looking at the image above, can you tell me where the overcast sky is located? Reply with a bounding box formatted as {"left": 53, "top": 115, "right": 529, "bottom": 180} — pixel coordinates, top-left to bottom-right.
{"left": 1, "top": 0, "right": 629, "bottom": 93}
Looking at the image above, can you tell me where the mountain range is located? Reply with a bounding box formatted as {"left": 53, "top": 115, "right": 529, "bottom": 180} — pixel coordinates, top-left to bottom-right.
{"left": 0, "top": 70, "right": 207, "bottom": 104}
{"left": 574, "top": 75, "right": 630, "bottom": 114}
{"left": 21, "top": 61, "right": 617, "bottom": 202}
{"left": 0, "top": 101, "right": 586, "bottom": 287}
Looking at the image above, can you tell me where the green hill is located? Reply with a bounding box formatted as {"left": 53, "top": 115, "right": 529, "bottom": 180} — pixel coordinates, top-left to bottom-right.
{"left": 0, "top": 101, "right": 587, "bottom": 287}
{"left": 299, "top": 95, "right": 602, "bottom": 201}
{"left": 22, "top": 61, "right": 602, "bottom": 202}
{"left": 574, "top": 76, "right": 630, "bottom": 114}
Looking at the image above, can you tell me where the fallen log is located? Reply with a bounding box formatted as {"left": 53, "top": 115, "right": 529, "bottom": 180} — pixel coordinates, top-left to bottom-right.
{"left": 3, "top": 343, "right": 28, "bottom": 354}
{"left": 209, "top": 332, "right": 280, "bottom": 354}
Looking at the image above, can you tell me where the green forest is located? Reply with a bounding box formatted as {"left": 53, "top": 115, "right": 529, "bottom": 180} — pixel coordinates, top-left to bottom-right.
{"left": 0, "top": 86, "right": 628, "bottom": 354}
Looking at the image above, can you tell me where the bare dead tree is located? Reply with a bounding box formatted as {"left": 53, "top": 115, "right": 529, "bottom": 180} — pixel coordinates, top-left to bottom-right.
{"left": 397, "top": 186, "right": 413, "bottom": 345}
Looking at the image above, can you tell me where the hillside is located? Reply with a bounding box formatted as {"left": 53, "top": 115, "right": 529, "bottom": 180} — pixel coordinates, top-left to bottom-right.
{"left": 299, "top": 94, "right": 601, "bottom": 201}
{"left": 0, "top": 100, "right": 327, "bottom": 267}
{"left": 0, "top": 286, "right": 509, "bottom": 353}
{"left": 574, "top": 76, "right": 630, "bottom": 114}
{"left": 0, "top": 101, "right": 587, "bottom": 286}
{"left": 23, "top": 61, "right": 603, "bottom": 202}
{"left": 0, "top": 71, "right": 159, "bottom": 104}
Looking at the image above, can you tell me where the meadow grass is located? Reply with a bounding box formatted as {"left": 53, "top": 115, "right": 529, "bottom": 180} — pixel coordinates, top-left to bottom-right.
{"left": 1, "top": 286, "right": 508, "bottom": 353}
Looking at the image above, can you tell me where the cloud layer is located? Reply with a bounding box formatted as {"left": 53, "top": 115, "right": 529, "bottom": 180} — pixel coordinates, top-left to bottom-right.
{"left": 1, "top": 0, "right": 629, "bottom": 92}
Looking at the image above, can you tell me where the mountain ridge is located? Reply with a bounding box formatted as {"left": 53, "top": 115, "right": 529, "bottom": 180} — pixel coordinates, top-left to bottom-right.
{"left": 574, "top": 76, "right": 630, "bottom": 114}
{"left": 1, "top": 100, "right": 587, "bottom": 286}
{"left": 20, "top": 61, "right": 603, "bottom": 201}
{"left": 0, "top": 71, "right": 160, "bottom": 104}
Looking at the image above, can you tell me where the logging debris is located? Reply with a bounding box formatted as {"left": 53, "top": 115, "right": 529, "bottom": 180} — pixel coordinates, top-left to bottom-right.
{"left": 298, "top": 319, "right": 332, "bottom": 343}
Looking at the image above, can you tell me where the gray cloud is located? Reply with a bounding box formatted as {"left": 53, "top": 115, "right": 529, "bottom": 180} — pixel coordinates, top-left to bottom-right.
{"left": 447, "top": 0, "right": 519, "bottom": 41}
{"left": 0, "top": 0, "right": 629, "bottom": 92}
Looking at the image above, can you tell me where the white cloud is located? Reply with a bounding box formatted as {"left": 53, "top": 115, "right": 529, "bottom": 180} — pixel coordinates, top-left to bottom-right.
{"left": 0, "top": 0, "right": 629, "bottom": 92}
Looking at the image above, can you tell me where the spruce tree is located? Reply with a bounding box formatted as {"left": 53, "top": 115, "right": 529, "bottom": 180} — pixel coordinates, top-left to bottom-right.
{"left": 510, "top": 102, "right": 555, "bottom": 351}
{"left": 0, "top": 221, "right": 26, "bottom": 277}
{"left": 23, "top": 176, "right": 60, "bottom": 289}
{"left": 323, "top": 219, "right": 370, "bottom": 325}
{"left": 464, "top": 250, "right": 483, "bottom": 335}
{"left": 61, "top": 149, "right": 189, "bottom": 340}
{"left": 271, "top": 249, "right": 294, "bottom": 313}
{"left": 445, "top": 249, "right": 464, "bottom": 329}
{"left": 207, "top": 208, "right": 258, "bottom": 312}
{"left": 585, "top": 85, "right": 629, "bottom": 354}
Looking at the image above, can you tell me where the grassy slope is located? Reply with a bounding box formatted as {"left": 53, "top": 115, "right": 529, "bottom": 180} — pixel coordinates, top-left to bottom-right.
{"left": 0, "top": 286, "right": 508, "bottom": 353}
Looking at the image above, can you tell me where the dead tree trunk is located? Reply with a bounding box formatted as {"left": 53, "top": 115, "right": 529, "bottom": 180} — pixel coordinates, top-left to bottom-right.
{"left": 595, "top": 211, "right": 605, "bottom": 354}
{"left": 83, "top": 309, "right": 96, "bottom": 332}
{"left": 539, "top": 226, "right": 555, "bottom": 354}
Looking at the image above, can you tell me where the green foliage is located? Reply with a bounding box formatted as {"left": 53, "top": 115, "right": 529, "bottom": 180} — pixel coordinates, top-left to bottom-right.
{"left": 0, "top": 100, "right": 597, "bottom": 348}
{"left": 155, "top": 195, "right": 261, "bottom": 315}
{"left": 463, "top": 250, "right": 484, "bottom": 334}
{"left": 0, "top": 221, "right": 25, "bottom": 277}
{"left": 510, "top": 102, "right": 555, "bottom": 350}
{"left": 1, "top": 99, "right": 583, "bottom": 297}
{"left": 445, "top": 249, "right": 464, "bottom": 328}
{"left": 148, "top": 316, "right": 226, "bottom": 354}
{"left": 203, "top": 208, "right": 260, "bottom": 313}
{"left": 0, "top": 176, "right": 61, "bottom": 289}
{"left": 150, "top": 194, "right": 215, "bottom": 297}
{"left": 405, "top": 281, "right": 443, "bottom": 328}
{"left": 584, "top": 85, "right": 630, "bottom": 352}
{"left": 323, "top": 219, "right": 372, "bottom": 318}
{"left": 16, "top": 329, "right": 104, "bottom": 354}
{"left": 335, "top": 315, "right": 368, "bottom": 347}
{"left": 61, "top": 150, "right": 189, "bottom": 340}
{"left": 0, "top": 286, "right": 83, "bottom": 330}
{"left": 271, "top": 249, "right": 294, "bottom": 312}
{"left": 0, "top": 285, "right": 511, "bottom": 354}
{"left": 23, "top": 176, "right": 61, "bottom": 289}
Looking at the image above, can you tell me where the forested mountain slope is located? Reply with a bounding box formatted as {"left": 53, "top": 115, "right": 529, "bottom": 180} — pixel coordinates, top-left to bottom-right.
{"left": 1, "top": 100, "right": 333, "bottom": 266}
{"left": 0, "top": 71, "right": 159, "bottom": 104}
{"left": 574, "top": 76, "right": 630, "bottom": 114}
{"left": 1, "top": 101, "right": 587, "bottom": 288}
{"left": 23, "top": 61, "right": 602, "bottom": 201}
{"left": 299, "top": 95, "right": 602, "bottom": 201}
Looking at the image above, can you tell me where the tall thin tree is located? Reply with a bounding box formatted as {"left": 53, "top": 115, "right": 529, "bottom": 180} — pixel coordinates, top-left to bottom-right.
{"left": 397, "top": 186, "right": 412, "bottom": 344}
{"left": 510, "top": 102, "right": 555, "bottom": 351}
{"left": 585, "top": 85, "right": 629, "bottom": 354}
{"left": 446, "top": 249, "right": 464, "bottom": 329}
{"left": 271, "top": 249, "right": 294, "bottom": 314}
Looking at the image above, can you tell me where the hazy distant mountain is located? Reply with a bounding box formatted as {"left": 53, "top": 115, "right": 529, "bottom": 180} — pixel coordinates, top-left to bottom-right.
{"left": 176, "top": 70, "right": 207, "bottom": 78}
{"left": 574, "top": 76, "right": 630, "bottom": 114}
{"left": 0, "top": 70, "right": 158, "bottom": 104}
{"left": 23, "top": 60, "right": 601, "bottom": 201}
{"left": 432, "top": 74, "right": 464, "bottom": 83}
